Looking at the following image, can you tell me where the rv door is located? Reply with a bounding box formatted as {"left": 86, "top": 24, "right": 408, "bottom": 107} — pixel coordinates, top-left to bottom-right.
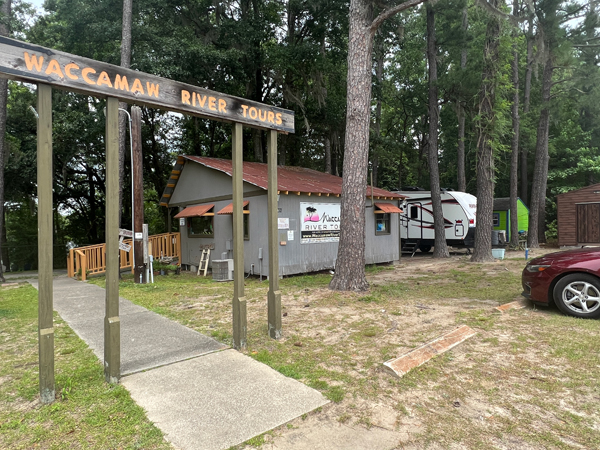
{"left": 407, "top": 203, "right": 423, "bottom": 240}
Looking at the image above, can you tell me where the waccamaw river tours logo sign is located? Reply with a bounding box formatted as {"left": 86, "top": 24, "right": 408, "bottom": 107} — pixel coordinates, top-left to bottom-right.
{"left": 300, "top": 203, "right": 341, "bottom": 244}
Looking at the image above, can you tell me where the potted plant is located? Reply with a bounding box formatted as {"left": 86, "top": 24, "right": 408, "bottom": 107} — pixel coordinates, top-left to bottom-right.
{"left": 153, "top": 261, "right": 166, "bottom": 275}
{"left": 165, "top": 264, "right": 179, "bottom": 275}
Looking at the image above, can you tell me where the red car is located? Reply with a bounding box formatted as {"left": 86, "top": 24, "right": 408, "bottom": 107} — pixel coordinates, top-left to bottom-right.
{"left": 522, "top": 247, "right": 600, "bottom": 319}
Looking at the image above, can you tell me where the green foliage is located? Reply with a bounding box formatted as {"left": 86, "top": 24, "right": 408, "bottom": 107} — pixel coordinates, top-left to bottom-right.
{"left": 3, "top": 0, "right": 600, "bottom": 253}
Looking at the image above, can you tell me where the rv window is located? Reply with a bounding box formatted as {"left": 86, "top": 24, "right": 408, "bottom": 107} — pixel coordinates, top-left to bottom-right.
{"left": 188, "top": 216, "right": 214, "bottom": 238}
{"left": 493, "top": 213, "right": 500, "bottom": 227}
{"left": 376, "top": 213, "right": 390, "bottom": 235}
{"left": 410, "top": 205, "right": 419, "bottom": 219}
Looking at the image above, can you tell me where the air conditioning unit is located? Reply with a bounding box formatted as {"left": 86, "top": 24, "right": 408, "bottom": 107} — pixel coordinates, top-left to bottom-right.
{"left": 212, "top": 259, "right": 234, "bottom": 282}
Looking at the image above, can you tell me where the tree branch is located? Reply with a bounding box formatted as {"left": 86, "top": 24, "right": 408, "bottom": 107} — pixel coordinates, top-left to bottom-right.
{"left": 473, "top": 0, "right": 525, "bottom": 25}
{"left": 371, "top": 0, "right": 429, "bottom": 34}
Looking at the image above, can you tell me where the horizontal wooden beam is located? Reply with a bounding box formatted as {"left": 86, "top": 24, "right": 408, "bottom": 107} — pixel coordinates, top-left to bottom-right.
{"left": 0, "top": 37, "right": 294, "bottom": 133}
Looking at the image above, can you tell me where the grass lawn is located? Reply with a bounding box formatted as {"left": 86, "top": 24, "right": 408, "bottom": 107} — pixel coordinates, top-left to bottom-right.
{"left": 90, "top": 254, "right": 600, "bottom": 449}
{"left": 3, "top": 250, "right": 600, "bottom": 449}
{"left": 0, "top": 284, "right": 170, "bottom": 450}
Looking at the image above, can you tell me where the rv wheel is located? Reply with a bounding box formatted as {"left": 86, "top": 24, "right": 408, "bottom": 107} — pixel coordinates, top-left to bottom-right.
{"left": 419, "top": 245, "right": 432, "bottom": 253}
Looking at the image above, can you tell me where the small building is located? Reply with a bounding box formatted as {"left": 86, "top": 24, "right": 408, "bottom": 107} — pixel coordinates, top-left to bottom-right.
{"left": 160, "top": 156, "right": 404, "bottom": 277}
{"left": 493, "top": 197, "right": 529, "bottom": 241}
{"left": 557, "top": 183, "right": 600, "bottom": 247}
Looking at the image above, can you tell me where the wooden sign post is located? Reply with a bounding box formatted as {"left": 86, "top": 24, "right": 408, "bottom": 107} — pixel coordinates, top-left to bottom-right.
{"left": 267, "top": 130, "right": 282, "bottom": 339}
{"left": 0, "top": 36, "right": 294, "bottom": 400}
{"left": 37, "top": 83, "right": 54, "bottom": 403}
{"left": 104, "top": 97, "right": 120, "bottom": 384}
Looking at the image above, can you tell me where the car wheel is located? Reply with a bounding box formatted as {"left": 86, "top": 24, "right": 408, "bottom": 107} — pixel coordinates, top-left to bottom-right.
{"left": 419, "top": 245, "right": 431, "bottom": 253}
{"left": 553, "top": 273, "right": 600, "bottom": 319}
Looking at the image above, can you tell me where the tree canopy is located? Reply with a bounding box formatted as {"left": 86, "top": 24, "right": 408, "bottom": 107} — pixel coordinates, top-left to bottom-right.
{"left": 1, "top": 0, "right": 598, "bottom": 273}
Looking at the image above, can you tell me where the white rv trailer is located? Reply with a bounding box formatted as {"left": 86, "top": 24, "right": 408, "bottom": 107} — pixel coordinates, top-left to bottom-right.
{"left": 397, "top": 190, "right": 477, "bottom": 252}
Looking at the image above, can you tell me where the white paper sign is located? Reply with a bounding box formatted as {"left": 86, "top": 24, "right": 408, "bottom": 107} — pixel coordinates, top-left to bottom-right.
{"left": 278, "top": 218, "right": 289, "bottom": 229}
{"left": 135, "top": 232, "right": 143, "bottom": 240}
{"left": 288, "top": 230, "right": 294, "bottom": 241}
{"left": 119, "top": 228, "right": 133, "bottom": 237}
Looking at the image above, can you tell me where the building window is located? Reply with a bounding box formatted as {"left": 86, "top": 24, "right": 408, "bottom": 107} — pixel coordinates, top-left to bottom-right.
{"left": 243, "top": 213, "right": 250, "bottom": 240}
{"left": 216, "top": 201, "right": 250, "bottom": 240}
{"left": 493, "top": 213, "right": 500, "bottom": 227}
{"left": 376, "top": 213, "right": 391, "bottom": 235}
{"left": 189, "top": 215, "right": 214, "bottom": 237}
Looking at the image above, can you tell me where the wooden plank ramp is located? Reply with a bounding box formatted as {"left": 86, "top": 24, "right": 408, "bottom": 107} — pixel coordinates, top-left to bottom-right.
{"left": 383, "top": 325, "right": 477, "bottom": 378}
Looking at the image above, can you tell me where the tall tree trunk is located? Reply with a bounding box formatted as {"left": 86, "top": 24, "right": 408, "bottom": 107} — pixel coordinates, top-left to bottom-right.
{"left": 118, "top": 0, "right": 133, "bottom": 227}
{"left": 426, "top": 4, "right": 449, "bottom": 258}
{"left": 373, "top": 33, "right": 384, "bottom": 187}
{"left": 252, "top": 129, "right": 263, "bottom": 162}
{"left": 471, "top": 0, "right": 500, "bottom": 262}
{"left": 325, "top": 135, "right": 332, "bottom": 174}
{"left": 520, "top": 17, "right": 534, "bottom": 205}
{"left": 330, "top": 0, "right": 373, "bottom": 291}
{"left": 457, "top": 6, "right": 468, "bottom": 192}
{"left": 330, "top": 0, "right": 427, "bottom": 291}
{"left": 0, "top": 0, "right": 11, "bottom": 282}
{"left": 1, "top": 207, "right": 8, "bottom": 272}
{"left": 509, "top": 1, "right": 520, "bottom": 248}
{"left": 528, "top": 53, "right": 553, "bottom": 248}
{"left": 398, "top": 147, "right": 403, "bottom": 190}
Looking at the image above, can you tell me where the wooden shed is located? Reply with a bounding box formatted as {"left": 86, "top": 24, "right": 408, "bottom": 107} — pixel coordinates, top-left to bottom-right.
{"left": 557, "top": 183, "right": 600, "bottom": 246}
{"left": 493, "top": 197, "right": 529, "bottom": 241}
{"left": 160, "top": 156, "right": 404, "bottom": 277}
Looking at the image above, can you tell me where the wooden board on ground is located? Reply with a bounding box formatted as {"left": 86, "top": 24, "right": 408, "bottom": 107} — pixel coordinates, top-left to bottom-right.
{"left": 495, "top": 300, "right": 528, "bottom": 313}
{"left": 383, "top": 325, "right": 477, "bottom": 378}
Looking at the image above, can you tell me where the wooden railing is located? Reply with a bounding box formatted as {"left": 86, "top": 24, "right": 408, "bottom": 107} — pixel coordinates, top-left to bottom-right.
{"left": 67, "top": 232, "right": 181, "bottom": 281}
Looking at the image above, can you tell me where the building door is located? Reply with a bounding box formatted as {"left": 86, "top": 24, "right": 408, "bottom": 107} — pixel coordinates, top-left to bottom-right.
{"left": 576, "top": 203, "right": 600, "bottom": 244}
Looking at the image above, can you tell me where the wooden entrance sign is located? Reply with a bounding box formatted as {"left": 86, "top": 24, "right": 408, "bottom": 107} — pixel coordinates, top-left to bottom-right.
{"left": 0, "top": 37, "right": 294, "bottom": 133}
{"left": 0, "top": 36, "right": 292, "bottom": 401}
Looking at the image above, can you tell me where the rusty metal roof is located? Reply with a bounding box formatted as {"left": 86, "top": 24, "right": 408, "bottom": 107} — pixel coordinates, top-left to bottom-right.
{"left": 160, "top": 156, "right": 403, "bottom": 207}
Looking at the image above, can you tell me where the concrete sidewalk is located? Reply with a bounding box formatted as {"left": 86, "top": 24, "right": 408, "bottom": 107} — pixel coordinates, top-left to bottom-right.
{"left": 31, "top": 276, "right": 328, "bottom": 450}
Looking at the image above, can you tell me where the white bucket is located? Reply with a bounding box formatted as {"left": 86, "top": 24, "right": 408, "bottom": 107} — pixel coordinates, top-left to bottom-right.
{"left": 491, "top": 248, "right": 505, "bottom": 259}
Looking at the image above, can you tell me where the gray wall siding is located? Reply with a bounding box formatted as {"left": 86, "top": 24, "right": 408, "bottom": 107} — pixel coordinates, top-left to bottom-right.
{"left": 170, "top": 163, "right": 260, "bottom": 206}
{"left": 365, "top": 203, "right": 400, "bottom": 264}
{"left": 277, "top": 195, "right": 341, "bottom": 275}
{"left": 180, "top": 195, "right": 272, "bottom": 277}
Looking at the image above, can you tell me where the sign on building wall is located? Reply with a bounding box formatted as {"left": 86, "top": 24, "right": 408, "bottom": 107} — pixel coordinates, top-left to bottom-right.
{"left": 300, "top": 203, "right": 341, "bottom": 244}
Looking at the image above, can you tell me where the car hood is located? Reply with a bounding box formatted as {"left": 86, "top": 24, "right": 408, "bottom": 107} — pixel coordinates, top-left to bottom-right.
{"left": 529, "top": 247, "right": 600, "bottom": 265}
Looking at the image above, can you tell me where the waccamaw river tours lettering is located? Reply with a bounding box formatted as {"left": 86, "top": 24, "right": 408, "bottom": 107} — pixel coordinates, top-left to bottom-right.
{"left": 22, "top": 51, "right": 285, "bottom": 127}
{"left": 0, "top": 37, "right": 294, "bottom": 131}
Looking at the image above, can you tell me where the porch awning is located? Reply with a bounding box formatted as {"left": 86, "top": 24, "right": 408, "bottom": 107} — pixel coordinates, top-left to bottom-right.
{"left": 174, "top": 203, "right": 214, "bottom": 218}
{"left": 374, "top": 203, "right": 403, "bottom": 214}
{"left": 217, "top": 200, "right": 249, "bottom": 215}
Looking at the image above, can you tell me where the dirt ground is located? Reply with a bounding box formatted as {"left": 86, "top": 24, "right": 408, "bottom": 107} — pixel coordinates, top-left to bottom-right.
{"left": 234, "top": 246, "right": 600, "bottom": 450}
